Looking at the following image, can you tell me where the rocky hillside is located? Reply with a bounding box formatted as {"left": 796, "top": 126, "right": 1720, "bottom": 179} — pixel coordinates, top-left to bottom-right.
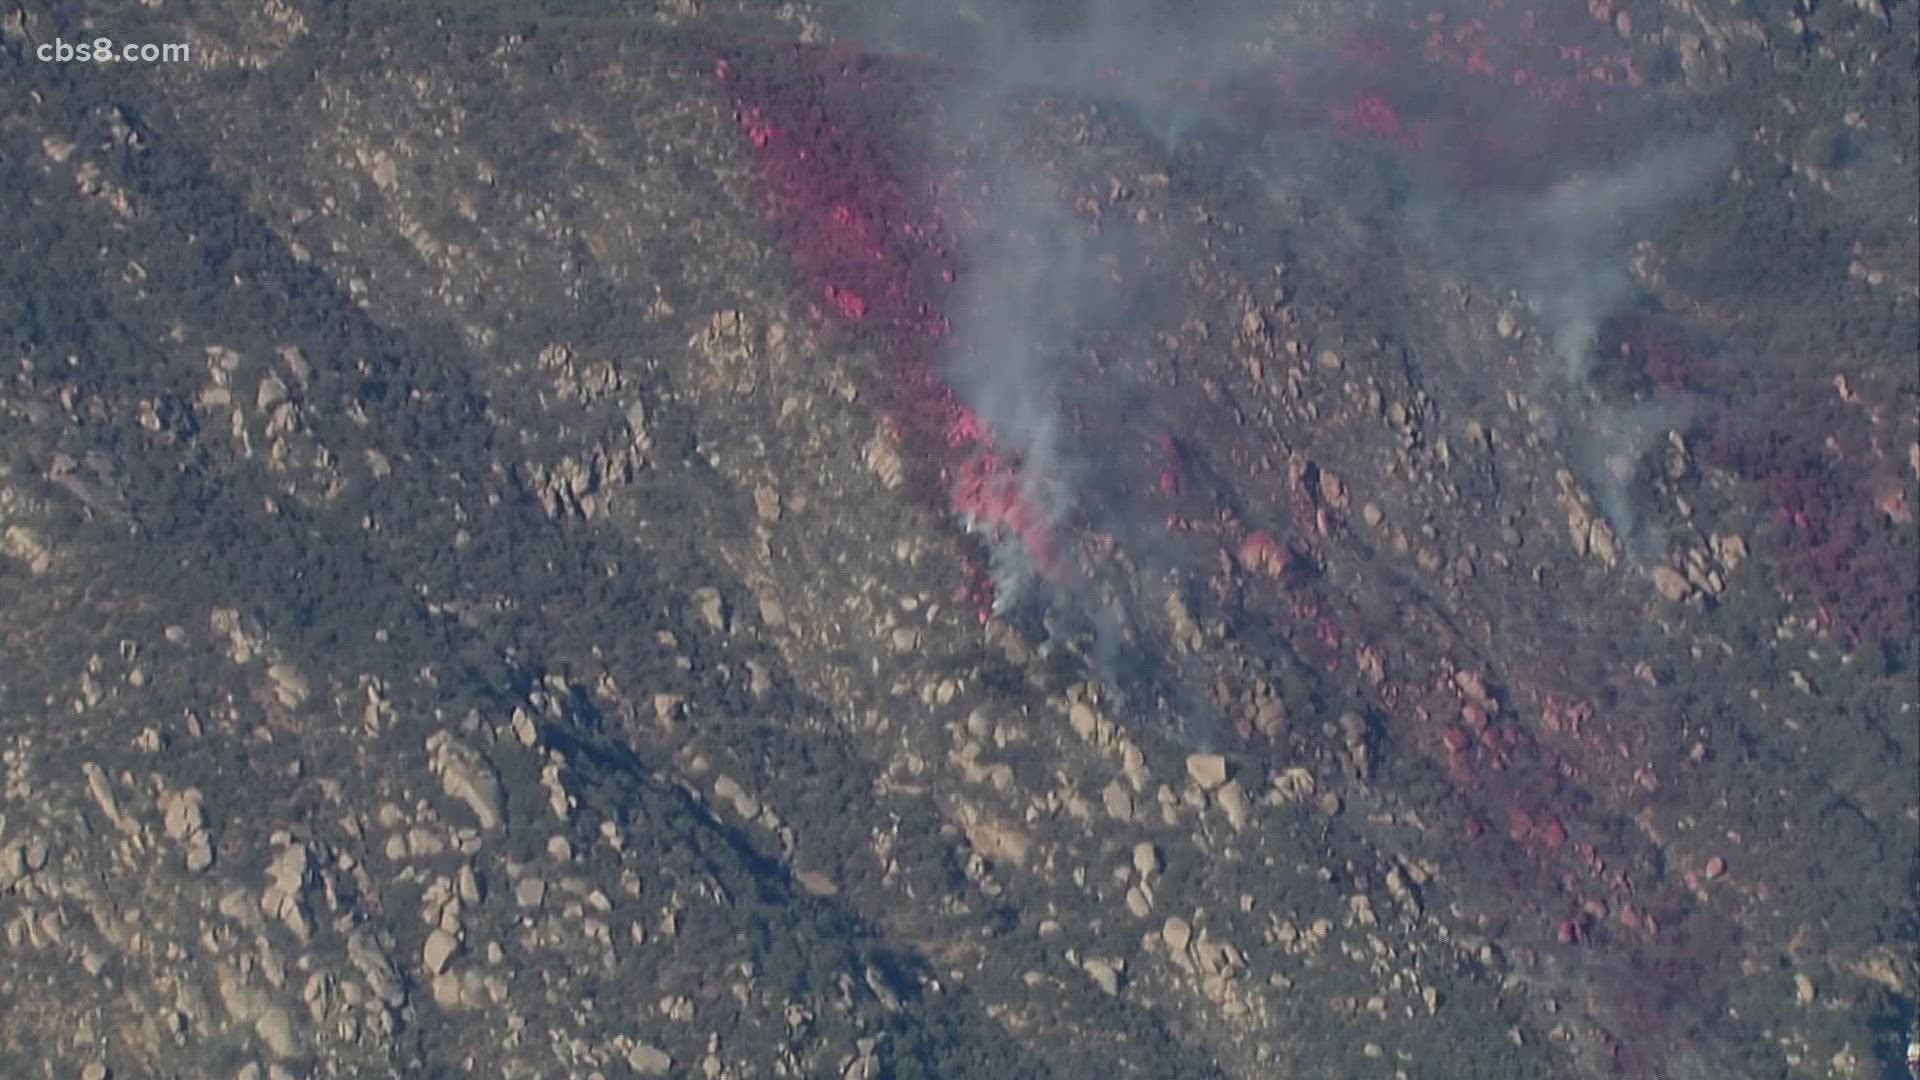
{"left": 1, "top": 2, "right": 1915, "bottom": 1079}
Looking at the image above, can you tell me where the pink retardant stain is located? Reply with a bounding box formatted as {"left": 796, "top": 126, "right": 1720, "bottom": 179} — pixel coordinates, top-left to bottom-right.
{"left": 823, "top": 283, "right": 868, "bottom": 320}
{"left": 719, "top": 49, "right": 1070, "bottom": 611}
{"left": 1153, "top": 432, "right": 1187, "bottom": 496}
{"left": 951, "top": 453, "right": 1062, "bottom": 579}
{"left": 719, "top": 56, "right": 1788, "bottom": 1050}
{"left": 947, "top": 406, "right": 992, "bottom": 449}
{"left": 1334, "top": 93, "right": 1407, "bottom": 142}
{"left": 1237, "top": 530, "right": 1288, "bottom": 576}
{"left": 717, "top": 7, "right": 1648, "bottom": 612}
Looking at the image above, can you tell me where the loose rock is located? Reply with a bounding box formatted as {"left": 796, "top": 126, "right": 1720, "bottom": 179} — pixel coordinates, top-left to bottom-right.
{"left": 1185, "top": 753, "right": 1229, "bottom": 792}
{"left": 427, "top": 732, "right": 506, "bottom": 832}
{"left": 423, "top": 929, "right": 460, "bottom": 975}
{"left": 629, "top": 1043, "right": 673, "bottom": 1076}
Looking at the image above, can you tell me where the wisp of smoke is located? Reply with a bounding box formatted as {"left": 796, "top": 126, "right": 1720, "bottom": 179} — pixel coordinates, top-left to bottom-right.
{"left": 1511, "top": 138, "right": 1731, "bottom": 382}
{"left": 1399, "top": 133, "right": 1728, "bottom": 560}
{"left": 1571, "top": 397, "right": 1695, "bottom": 567}
{"left": 1505, "top": 140, "right": 1727, "bottom": 561}
{"left": 844, "top": 1, "right": 1733, "bottom": 737}
{"left": 940, "top": 169, "right": 1097, "bottom": 549}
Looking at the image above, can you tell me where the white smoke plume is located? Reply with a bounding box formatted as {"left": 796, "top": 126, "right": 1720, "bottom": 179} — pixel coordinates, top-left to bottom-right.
{"left": 1509, "top": 140, "right": 1727, "bottom": 562}
{"left": 939, "top": 168, "right": 1101, "bottom": 543}
{"left": 1508, "top": 138, "right": 1731, "bottom": 382}
{"left": 834, "top": 1, "right": 1729, "bottom": 725}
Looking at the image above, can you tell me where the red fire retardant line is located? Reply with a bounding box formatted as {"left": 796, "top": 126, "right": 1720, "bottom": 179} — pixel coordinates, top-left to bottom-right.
{"left": 716, "top": 52, "right": 1067, "bottom": 612}
{"left": 713, "top": 11, "right": 1640, "bottom": 612}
